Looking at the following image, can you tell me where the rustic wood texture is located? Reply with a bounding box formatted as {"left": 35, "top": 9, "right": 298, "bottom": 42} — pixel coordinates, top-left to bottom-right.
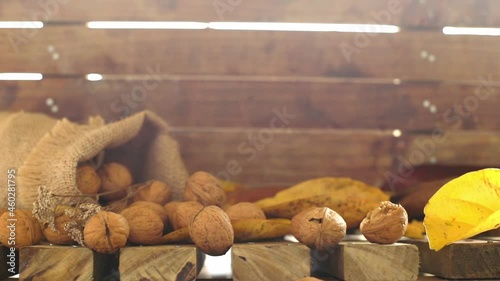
{"left": 0, "top": 246, "right": 17, "bottom": 280}
{"left": 172, "top": 128, "right": 395, "bottom": 187}
{"left": 173, "top": 128, "right": 500, "bottom": 187}
{"left": 19, "top": 245, "right": 93, "bottom": 280}
{"left": 119, "top": 245, "right": 197, "bottom": 281}
{"left": 1, "top": 0, "right": 499, "bottom": 28}
{"left": 404, "top": 130, "right": 500, "bottom": 166}
{"left": 315, "top": 242, "right": 419, "bottom": 281}
{"left": 1, "top": 78, "right": 499, "bottom": 131}
{"left": 407, "top": 239, "right": 500, "bottom": 279}
{"left": 2, "top": 27, "right": 500, "bottom": 81}
{"left": 232, "top": 242, "right": 311, "bottom": 281}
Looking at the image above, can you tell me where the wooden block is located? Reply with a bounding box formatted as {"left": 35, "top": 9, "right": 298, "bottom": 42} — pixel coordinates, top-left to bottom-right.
{"left": 19, "top": 245, "right": 93, "bottom": 280}
{"left": 406, "top": 239, "right": 500, "bottom": 279}
{"left": 0, "top": 246, "right": 18, "bottom": 279}
{"left": 316, "top": 242, "right": 419, "bottom": 281}
{"left": 119, "top": 245, "right": 197, "bottom": 281}
{"left": 232, "top": 242, "right": 311, "bottom": 281}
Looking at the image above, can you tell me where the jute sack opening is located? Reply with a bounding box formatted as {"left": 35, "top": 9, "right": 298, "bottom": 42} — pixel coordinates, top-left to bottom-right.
{"left": 0, "top": 111, "right": 188, "bottom": 209}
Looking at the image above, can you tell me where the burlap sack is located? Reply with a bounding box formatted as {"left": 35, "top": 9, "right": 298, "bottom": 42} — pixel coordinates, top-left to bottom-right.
{"left": 0, "top": 111, "right": 188, "bottom": 209}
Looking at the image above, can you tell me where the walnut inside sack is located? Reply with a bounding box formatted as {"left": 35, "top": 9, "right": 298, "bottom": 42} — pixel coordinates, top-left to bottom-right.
{"left": 98, "top": 163, "right": 133, "bottom": 201}
{"left": 76, "top": 164, "right": 101, "bottom": 195}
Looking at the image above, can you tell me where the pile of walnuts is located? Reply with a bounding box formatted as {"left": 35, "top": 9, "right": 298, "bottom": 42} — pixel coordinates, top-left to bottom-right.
{"left": 25, "top": 165, "right": 269, "bottom": 256}
{"left": 5, "top": 160, "right": 409, "bottom": 257}
{"left": 82, "top": 170, "right": 270, "bottom": 255}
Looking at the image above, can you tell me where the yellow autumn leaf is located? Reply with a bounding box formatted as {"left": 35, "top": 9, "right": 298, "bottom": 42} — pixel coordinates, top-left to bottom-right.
{"left": 423, "top": 168, "right": 500, "bottom": 251}
{"left": 255, "top": 177, "right": 389, "bottom": 229}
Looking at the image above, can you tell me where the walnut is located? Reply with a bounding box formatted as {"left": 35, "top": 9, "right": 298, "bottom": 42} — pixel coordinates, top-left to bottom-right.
{"left": 76, "top": 164, "right": 101, "bottom": 194}
{"left": 132, "top": 180, "right": 172, "bottom": 205}
{"left": 164, "top": 201, "right": 181, "bottom": 221}
{"left": 121, "top": 206, "right": 164, "bottom": 245}
{"left": 171, "top": 201, "right": 203, "bottom": 230}
{"left": 43, "top": 213, "right": 74, "bottom": 245}
{"left": 129, "top": 201, "right": 169, "bottom": 227}
{"left": 189, "top": 206, "right": 234, "bottom": 256}
{"left": 0, "top": 210, "right": 42, "bottom": 249}
{"left": 291, "top": 207, "right": 346, "bottom": 251}
{"left": 83, "top": 211, "right": 129, "bottom": 253}
{"left": 360, "top": 201, "right": 408, "bottom": 244}
{"left": 184, "top": 171, "right": 226, "bottom": 207}
{"left": 225, "top": 202, "right": 266, "bottom": 221}
{"left": 98, "top": 162, "right": 133, "bottom": 201}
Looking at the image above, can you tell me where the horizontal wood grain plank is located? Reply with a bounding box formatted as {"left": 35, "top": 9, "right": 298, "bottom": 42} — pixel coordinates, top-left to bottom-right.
{"left": 2, "top": 27, "right": 499, "bottom": 80}
{"left": 1, "top": 0, "right": 499, "bottom": 28}
{"left": 1, "top": 78, "right": 498, "bottom": 130}
{"left": 404, "top": 130, "right": 500, "bottom": 167}
{"left": 171, "top": 128, "right": 396, "bottom": 187}
{"left": 170, "top": 128, "right": 500, "bottom": 187}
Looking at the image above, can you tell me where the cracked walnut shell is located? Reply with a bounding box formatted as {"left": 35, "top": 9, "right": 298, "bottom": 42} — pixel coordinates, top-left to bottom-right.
{"left": 83, "top": 211, "right": 129, "bottom": 254}
{"left": 360, "top": 201, "right": 408, "bottom": 244}
{"left": 189, "top": 206, "right": 234, "bottom": 256}
{"left": 291, "top": 207, "right": 346, "bottom": 251}
{"left": 184, "top": 171, "right": 226, "bottom": 207}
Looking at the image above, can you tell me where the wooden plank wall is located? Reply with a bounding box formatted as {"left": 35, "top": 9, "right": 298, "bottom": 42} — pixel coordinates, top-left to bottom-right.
{"left": 1, "top": 0, "right": 499, "bottom": 190}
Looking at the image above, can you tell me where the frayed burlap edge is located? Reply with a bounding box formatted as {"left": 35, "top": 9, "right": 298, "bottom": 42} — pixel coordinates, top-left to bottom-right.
{"left": 17, "top": 111, "right": 188, "bottom": 209}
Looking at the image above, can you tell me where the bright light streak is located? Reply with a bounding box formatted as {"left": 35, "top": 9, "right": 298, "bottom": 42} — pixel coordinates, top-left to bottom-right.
{"left": 0, "top": 21, "right": 43, "bottom": 29}
{"left": 208, "top": 22, "right": 400, "bottom": 33}
{"left": 85, "top": 73, "right": 103, "bottom": 81}
{"left": 0, "top": 73, "right": 43, "bottom": 80}
{"left": 86, "top": 21, "right": 209, "bottom": 29}
{"left": 443, "top": 26, "right": 500, "bottom": 36}
{"left": 85, "top": 21, "right": 400, "bottom": 33}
